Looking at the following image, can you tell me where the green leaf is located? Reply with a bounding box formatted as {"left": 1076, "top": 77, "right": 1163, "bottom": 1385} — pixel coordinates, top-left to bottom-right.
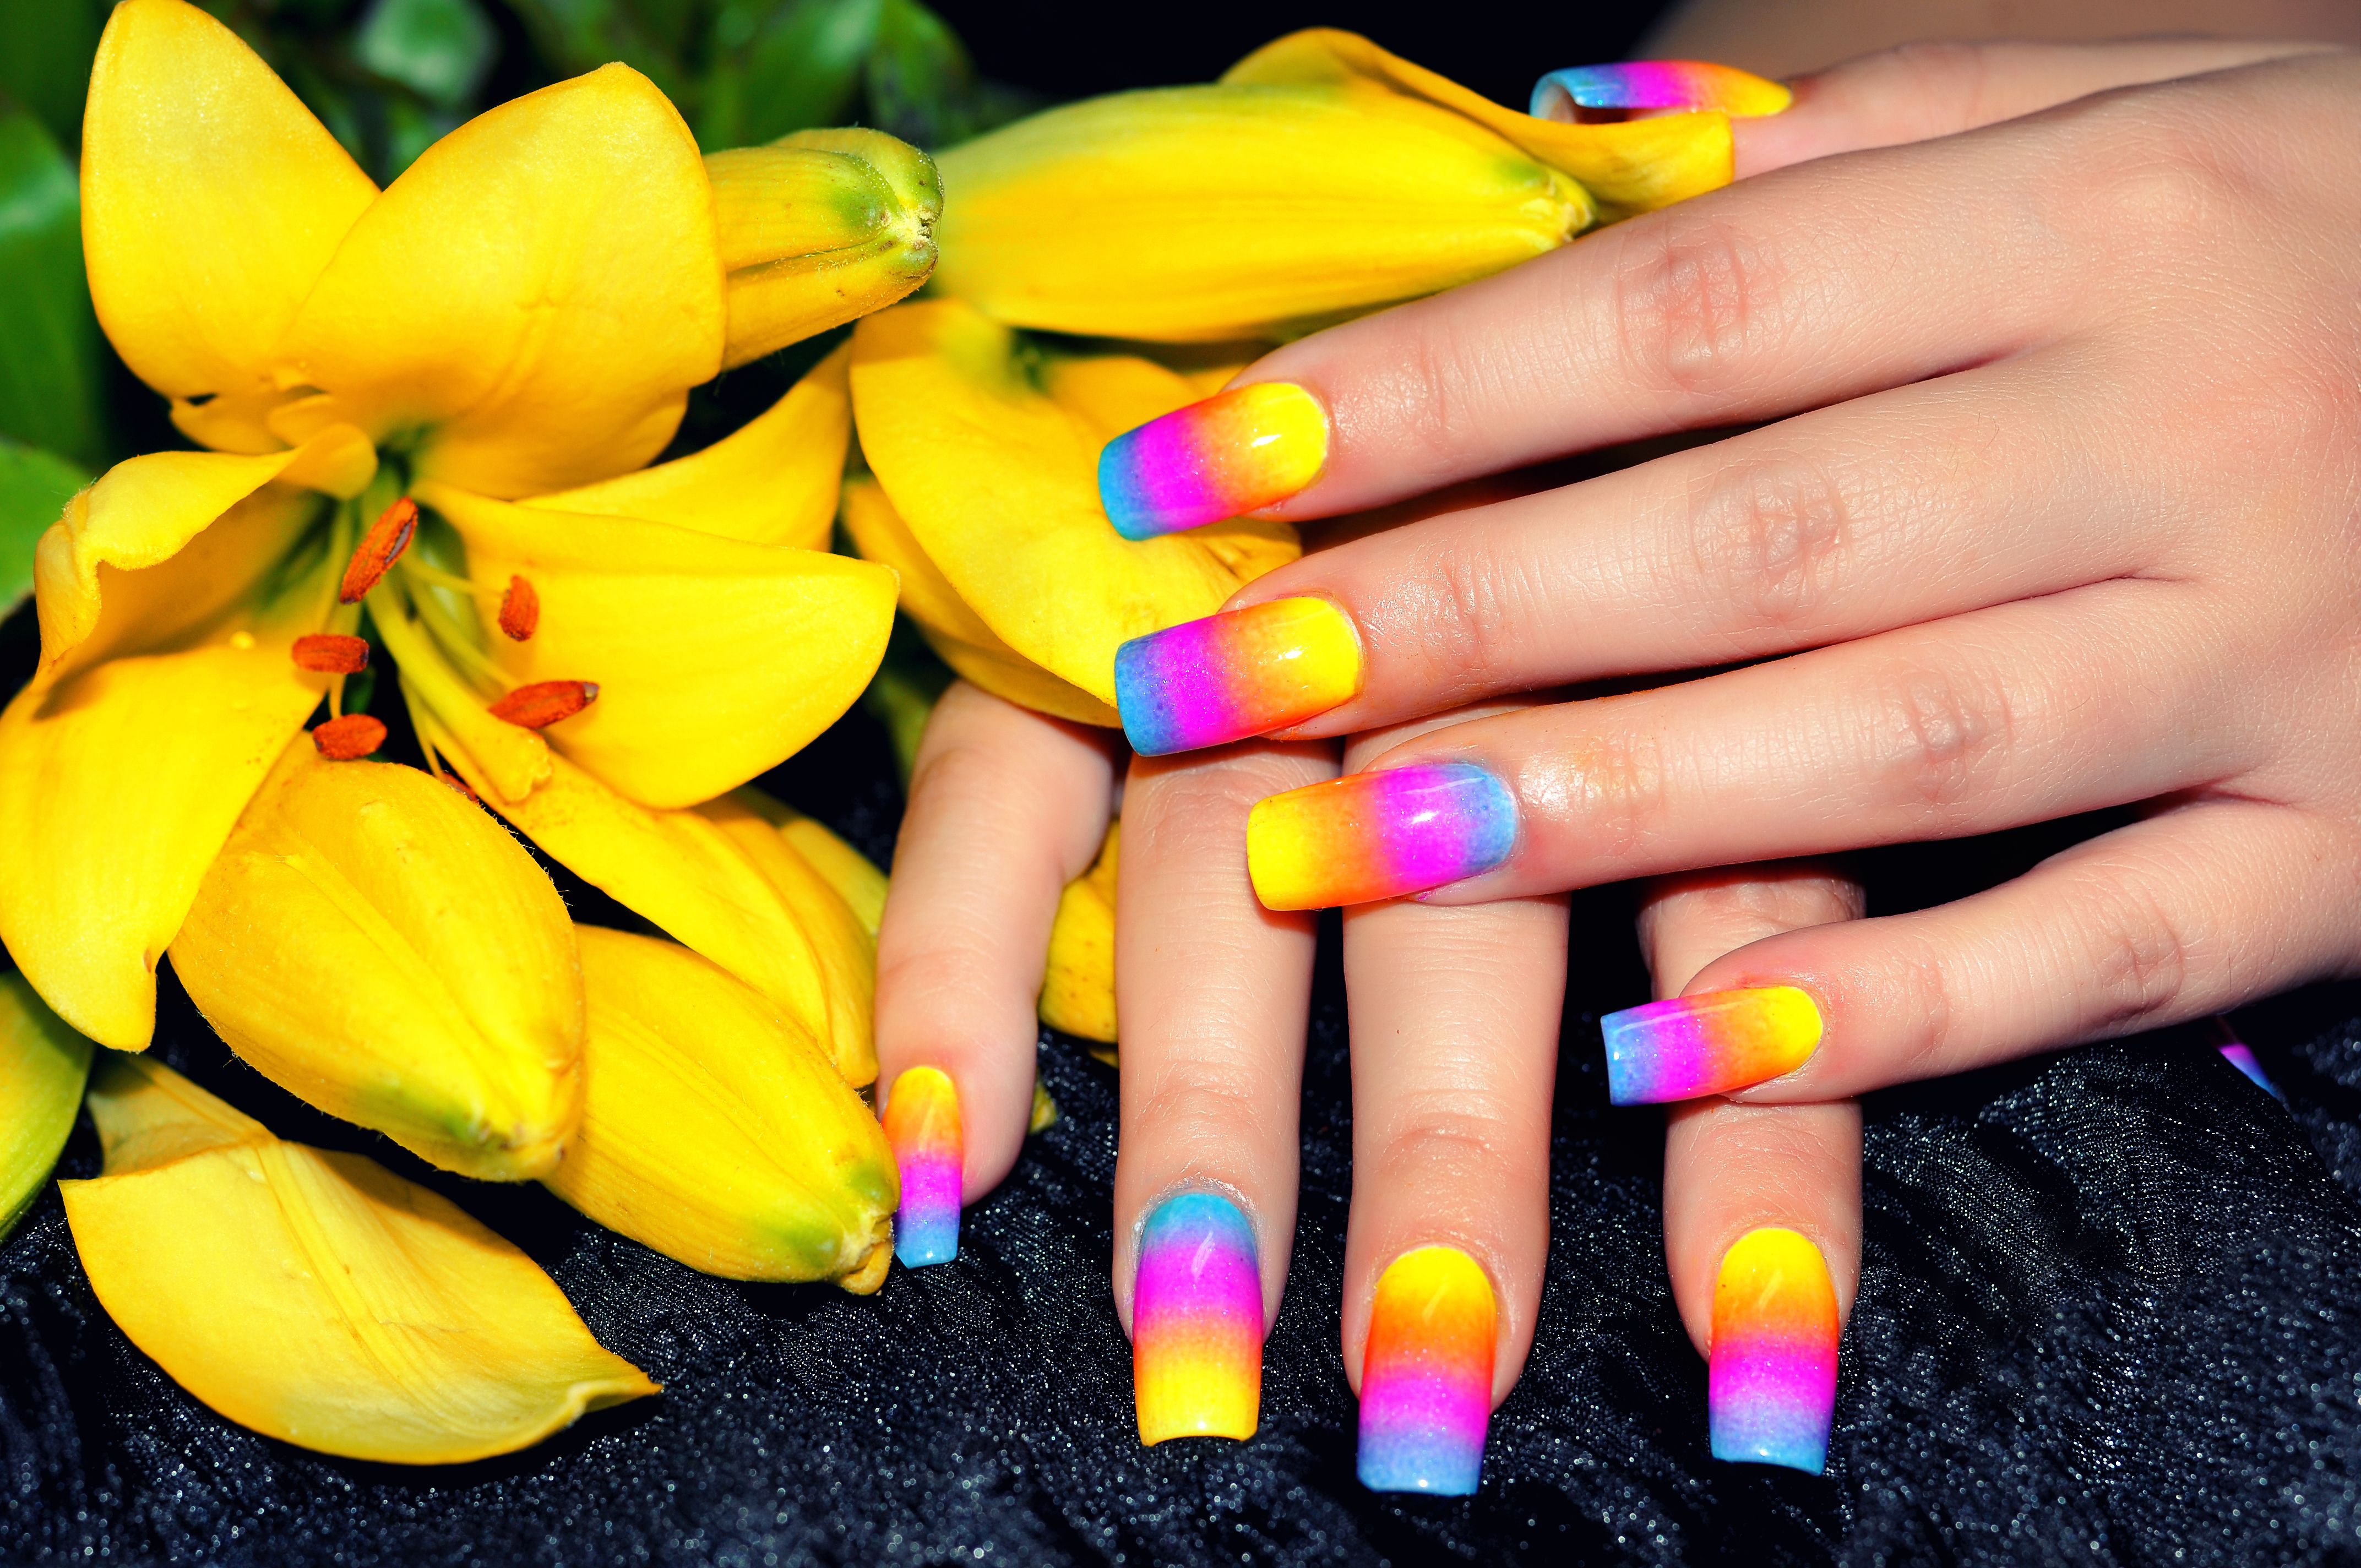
{"left": 706, "top": 0, "right": 880, "bottom": 149}
{"left": 0, "top": 0, "right": 104, "bottom": 151}
{"left": 503, "top": 0, "right": 689, "bottom": 100}
{"left": 354, "top": 0, "right": 497, "bottom": 111}
{"left": 0, "top": 971, "right": 95, "bottom": 1243}
{"left": 0, "top": 438, "right": 89, "bottom": 613}
{"left": 0, "top": 105, "right": 107, "bottom": 471}
{"left": 864, "top": 0, "right": 970, "bottom": 145}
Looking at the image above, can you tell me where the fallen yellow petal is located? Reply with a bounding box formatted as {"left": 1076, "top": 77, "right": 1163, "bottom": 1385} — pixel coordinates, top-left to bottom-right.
{"left": 0, "top": 973, "right": 94, "bottom": 1240}
{"left": 850, "top": 301, "right": 1298, "bottom": 709}
{"left": 546, "top": 927, "right": 896, "bottom": 1284}
{"left": 168, "top": 748, "right": 584, "bottom": 1181}
{"left": 62, "top": 1054, "right": 655, "bottom": 1464}
{"left": 1039, "top": 821, "right": 1118, "bottom": 1047}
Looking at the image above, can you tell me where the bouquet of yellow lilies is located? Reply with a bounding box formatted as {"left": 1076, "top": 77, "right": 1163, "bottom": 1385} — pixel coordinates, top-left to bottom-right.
{"left": 0, "top": 0, "right": 1780, "bottom": 1467}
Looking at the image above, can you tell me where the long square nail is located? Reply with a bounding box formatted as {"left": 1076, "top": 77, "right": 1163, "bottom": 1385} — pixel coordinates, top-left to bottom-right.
{"left": 1134, "top": 1192, "right": 1262, "bottom": 1443}
{"left": 1247, "top": 763, "right": 1516, "bottom": 911}
{"left": 1115, "top": 597, "right": 1362, "bottom": 755}
{"left": 883, "top": 1066, "right": 962, "bottom": 1267}
{"left": 1098, "top": 383, "right": 1329, "bottom": 540}
{"left": 1601, "top": 987, "right": 1822, "bottom": 1105}
{"left": 1710, "top": 1227, "right": 1838, "bottom": 1473}
{"left": 1357, "top": 1246, "right": 1496, "bottom": 1495}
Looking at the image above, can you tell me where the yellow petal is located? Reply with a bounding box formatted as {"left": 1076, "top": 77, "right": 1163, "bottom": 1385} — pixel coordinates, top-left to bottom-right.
{"left": 0, "top": 483, "right": 343, "bottom": 1052}
{"left": 417, "top": 480, "right": 896, "bottom": 809}
{"left": 433, "top": 743, "right": 868, "bottom": 1083}
{"left": 850, "top": 301, "right": 1298, "bottom": 707}
{"left": 34, "top": 429, "right": 376, "bottom": 675}
{"left": 525, "top": 344, "right": 850, "bottom": 551}
{"left": 374, "top": 598, "right": 553, "bottom": 806}
{"left": 62, "top": 1054, "right": 655, "bottom": 1464}
{"left": 729, "top": 791, "right": 888, "bottom": 938}
{"left": 931, "top": 73, "right": 1590, "bottom": 342}
{"left": 545, "top": 927, "right": 895, "bottom": 1283}
{"left": 274, "top": 66, "right": 725, "bottom": 499}
{"left": 80, "top": 0, "right": 377, "bottom": 410}
{"left": 168, "top": 749, "right": 584, "bottom": 1180}
{"left": 709, "top": 128, "right": 941, "bottom": 371}
{"left": 0, "top": 972, "right": 94, "bottom": 1239}
{"left": 1038, "top": 820, "right": 1118, "bottom": 1047}
{"left": 697, "top": 791, "right": 876, "bottom": 1085}
{"left": 1223, "top": 29, "right": 1736, "bottom": 218}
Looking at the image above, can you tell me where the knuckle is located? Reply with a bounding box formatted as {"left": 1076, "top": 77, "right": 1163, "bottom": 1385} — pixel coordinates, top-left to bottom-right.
{"left": 1131, "top": 1064, "right": 1267, "bottom": 1151}
{"left": 1371, "top": 1093, "right": 1516, "bottom": 1183}
{"left": 1412, "top": 529, "right": 1549, "bottom": 696}
{"left": 1549, "top": 724, "right": 1671, "bottom": 863}
{"left": 1870, "top": 661, "right": 2015, "bottom": 812}
{"left": 1686, "top": 455, "right": 1853, "bottom": 633}
{"left": 2070, "top": 875, "right": 2191, "bottom": 1036}
{"left": 1612, "top": 212, "right": 1787, "bottom": 398}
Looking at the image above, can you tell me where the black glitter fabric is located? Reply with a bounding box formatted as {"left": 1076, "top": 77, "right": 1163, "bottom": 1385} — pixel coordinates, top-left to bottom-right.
{"left": 4, "top": 702, "right": 2361, "bottom": 1566}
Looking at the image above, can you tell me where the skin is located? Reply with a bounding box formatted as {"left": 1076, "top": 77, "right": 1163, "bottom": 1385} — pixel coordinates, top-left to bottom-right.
{"left": 875, "top": 13, "right": 2361, "bottom": 1426}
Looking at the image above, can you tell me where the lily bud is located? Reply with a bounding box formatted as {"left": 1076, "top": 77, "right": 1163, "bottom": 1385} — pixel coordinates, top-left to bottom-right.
{"left": 62, "top": 1055, "right": 655, "bottom": 1464}
{"left": 168, "top": 748, "right": 585, "bottom": 1182}
{"left": 931, "top": 29, "right": 1782, "bottom": 342}
{"left": 708, "top": 127, "right": 942, "bottom": 369}
{"left": 544, "top": 928, "right": 898, "bottom": 1291}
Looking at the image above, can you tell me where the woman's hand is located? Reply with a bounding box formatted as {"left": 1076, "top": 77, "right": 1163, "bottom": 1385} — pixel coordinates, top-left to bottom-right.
{"left": 1100, "top": 40, "right": 2361, "bottom": 1105}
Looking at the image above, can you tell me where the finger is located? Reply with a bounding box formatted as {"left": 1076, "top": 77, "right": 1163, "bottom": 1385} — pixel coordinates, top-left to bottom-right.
{"left": 1090, "top": 53, "right": 2316, "bottom": 530}
{"left": 1244, "top": 581, "right": 2248, "bottom": 911}
{"left": 874, "top": 681, "right": 1117, "bottom": 1264}
{"left": 1331, "top": 703, "right": 1566, "bottom": 1495}
{"left": 1618, "top": 799, "right": 2361, "bottom": 1104}
{"left": 1642, "top": 863, "right": 1863, "bottom": 1474}
{"left": 1727, "top": 39, "right": 2339, "bottom": 177}
{"left": 1663, "top": 1098, "right": 1860, "bottom": 1473}
{"left": 1113, "top": 737, "right": 1334, "bottom": 1444}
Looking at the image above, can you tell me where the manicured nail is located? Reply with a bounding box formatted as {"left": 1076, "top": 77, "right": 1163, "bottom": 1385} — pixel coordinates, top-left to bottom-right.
{"left": 882, "top": 1066, "right": 961, "bottom": 1267}
{"left": 1098, "top": 383, "right": 1329, "bottom": 541}
{"left": 1529, "top": 62, "right": 1792, "bottom": 119}
{"left": 1114, "top": 597, "right": 1362, "bottom": 755}
{"left": 1357, "top": 1246, "right": 1496, "bottom": 1495}
{"left": 1600, "top": 986, "right": 1823, "bottom": 1106}
{"left": 2215, "top": 1021, "right": 2282, "bottom": 1099}
{"left": 1710, "top": 1227, "right": 1838, "bottom": 1473}
{"left": 1133, "top": 1192, "right": 1262, "bottom": 1444}
{"left": 1247, "top": 762, "right": 1515, "bottom": 911}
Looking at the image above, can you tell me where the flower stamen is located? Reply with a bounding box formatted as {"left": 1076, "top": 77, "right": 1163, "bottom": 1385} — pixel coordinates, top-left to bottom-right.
{"left": 340, "top": 499, "right": 418, "bottom": 603}
{"left": 499, "top": 576, "right": 540, "bottom": 641}
{"left": 312, "top": 714, "right": 388, "bottom": 759}
{"left": 488, "top": 680, "right": 599, "bottom": 729}
{"left": 291, "top": 634, "right": 372, "bottom": 673}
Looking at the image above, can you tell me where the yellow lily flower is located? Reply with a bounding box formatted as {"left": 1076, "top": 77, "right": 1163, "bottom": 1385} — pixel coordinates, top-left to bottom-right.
{"left": 931, "top": 29, "right": 1786, "bottom": 342}
{"left": 846, "top": 299, "right": 1299, "bottom": 720}
{"left": 62, "top": 1054, "right": 657, "bottom": 1464}
{"left": 0, "top": 0, "right": 902, "bottom": 1077}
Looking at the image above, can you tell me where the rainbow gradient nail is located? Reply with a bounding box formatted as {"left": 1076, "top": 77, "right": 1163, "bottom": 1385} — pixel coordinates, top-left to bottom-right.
{"left": 882, "top": 1066, "right": 962, "bottom": 1267}
{"left": 1098, "top": 383, "right": 1329, "bottom": 541}
{"left": 1710, "top": 1227, "right": 1838, "bottom": 1473}
{"left": 1248, "top": 763, "right": 1515, "bottom": 911}
{"left": 1601, "top": 986, "right": 1822, "bottom": 1106}
{"left": 1134, "top": 1192, "right": 1262, "bottom": 1444}
{"left": 1530, "top": 62, "right": 1793, "bottom": 120}
{"left": 1116, "top": 597, "right": 1362, "bottom": 755}
{"left": 1358, "top": 1246, "right": 1497, "bottom": 1495}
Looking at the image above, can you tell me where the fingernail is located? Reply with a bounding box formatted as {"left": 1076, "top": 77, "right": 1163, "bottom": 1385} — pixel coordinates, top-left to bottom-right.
{"left": 1133, "top": 1192, "right": 1262, "bottom": 1444}
{"left": 1098, "top": 383, "right": 1329, "bottom": 540}
{"left": 882, "top": 1066, "right": 961, "bottom": 1267}
{"left": 1600, "top": 986, "right": 1823, "bottom": 1106}
{"left": 1114, "top": 597, "right": 1362, "bottom": 755}
{"left": 1710, "top": 1227, "right": 1838, "bottom": 1473}
{"left": 1247, "top": 762, "right": 1515, "bottom": 911}
{"left": 1357, "top": 1246, "right": 1496, "bottom": 1495}
{"left": 1529, "top": 62, "right": 1793, "bottom": 119}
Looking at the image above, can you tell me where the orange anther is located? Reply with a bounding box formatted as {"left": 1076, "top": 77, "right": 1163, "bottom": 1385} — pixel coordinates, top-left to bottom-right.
{"left": 499, "top": 574, "right": 540, "bottom": 641}
{"left": 291, "top": 633, "right": 371, "bottom": 673}
{"left": 340, "top": 497, "right": 418, "bottom": 603}
{"left": 488, "top": 680, "right": 599, "bottom": 729}
{"left": 312, "top": 713, "right": 388, "bottom": 760}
